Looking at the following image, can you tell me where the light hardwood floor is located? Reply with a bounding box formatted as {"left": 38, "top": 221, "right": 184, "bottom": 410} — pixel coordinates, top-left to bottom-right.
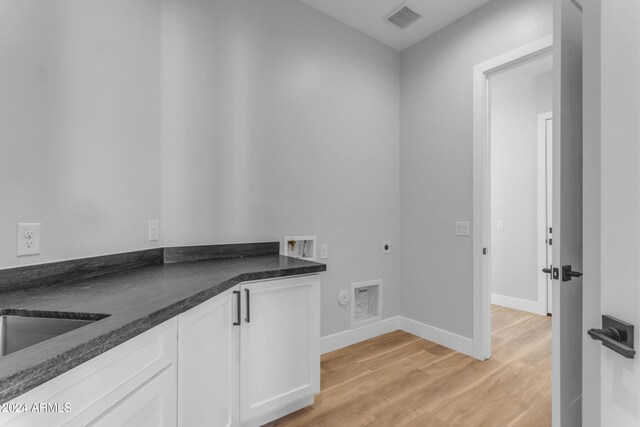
{"left": 266, "top": 305, "right": 551, "bottom": 427}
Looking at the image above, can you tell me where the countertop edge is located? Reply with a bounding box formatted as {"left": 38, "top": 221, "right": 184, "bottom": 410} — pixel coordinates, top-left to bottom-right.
{"left": 0, "top": 262, "right": 325, "bottom": 404}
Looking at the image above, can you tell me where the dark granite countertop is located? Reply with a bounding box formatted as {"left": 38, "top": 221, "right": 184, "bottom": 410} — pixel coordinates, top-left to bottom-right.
{"left": 0, "top": 246, "right": 325, "bottom": 404}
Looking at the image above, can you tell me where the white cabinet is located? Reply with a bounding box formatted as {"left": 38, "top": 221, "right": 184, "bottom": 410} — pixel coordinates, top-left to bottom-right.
{"left": 177, "top": 275, "right": 320, "bottom": 427}
{"left": 0, "top": 274, "right": 319, "bottom": 427}
{"left": 178, "top": 287, "right": 239, "bottom": 427}
{"left": 0, "top": 318, "right": 177, "bottom": 427}
{"left": 239, "top": 276, "right": 320, "bottom": 425}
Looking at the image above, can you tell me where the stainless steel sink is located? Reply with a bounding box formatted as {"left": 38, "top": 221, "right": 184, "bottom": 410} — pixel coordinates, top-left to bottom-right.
{"left": 0, "top": 311, "right": 109, "bottom": 357}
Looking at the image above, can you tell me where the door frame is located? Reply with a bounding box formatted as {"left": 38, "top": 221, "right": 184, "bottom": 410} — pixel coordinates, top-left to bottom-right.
{"left": 472, "top": 35, "right": 553, "bottom": 360}
{"left": 538, "top": 111, "right": 553, "bottom": 314}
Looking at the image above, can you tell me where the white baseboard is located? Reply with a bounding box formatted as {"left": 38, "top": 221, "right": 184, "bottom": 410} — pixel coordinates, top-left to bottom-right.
{"left": 320, "top": 316, "right": 402, "bottom": 354}
{"left": 491, "top": 293, "right": 545, "bottom": 315}
{"left": 400, "top": 317, "right": 475, "bottom": 358}
{"left": 320, "top": 315, "right": 475, "bottom": 359}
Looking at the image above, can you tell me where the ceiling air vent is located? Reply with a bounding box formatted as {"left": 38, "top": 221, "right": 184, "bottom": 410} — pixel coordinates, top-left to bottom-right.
{"left": 386, "top": 5, "right": 421, "bottom": 30}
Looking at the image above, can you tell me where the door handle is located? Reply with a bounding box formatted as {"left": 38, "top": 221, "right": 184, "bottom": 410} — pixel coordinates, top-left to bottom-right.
{"left": 588, "top": 315, "right": 635, "bottom": 358}
{"left": 245, "top": 288, "right": 250, "bottom": 323}
{"left": 233, "top": 290, "right": 241, "bottom": 326}
{"left": 562, "top": 265, "right": 583, "bottom": 282}
{"left": 542, "top": 266, "right": 559, "bottom": 280}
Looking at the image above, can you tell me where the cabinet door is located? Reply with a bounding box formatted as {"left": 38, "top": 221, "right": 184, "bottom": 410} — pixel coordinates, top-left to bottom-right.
{"left": 178, "top": 287, "right": 239, "bottom": 427}
{"left": 239, "top": 276, "right": 320, "bottom": 423}
{"left": 89, "top": 365, "right": 176, "bottom": 427}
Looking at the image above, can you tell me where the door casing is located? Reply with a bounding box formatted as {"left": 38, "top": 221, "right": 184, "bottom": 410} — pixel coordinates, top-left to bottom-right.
{"left": 472, "top": 35, "right": 554, "bottom": 360}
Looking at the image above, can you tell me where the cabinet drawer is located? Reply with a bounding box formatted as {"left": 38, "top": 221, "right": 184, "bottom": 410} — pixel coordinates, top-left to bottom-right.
{"left": 0, "top": 318, "right": 177, "bottom": 427}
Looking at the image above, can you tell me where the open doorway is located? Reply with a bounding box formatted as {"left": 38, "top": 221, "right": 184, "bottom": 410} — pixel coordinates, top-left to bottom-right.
{"left": 488, "top": 53, "right": 553, "bottom": 317}
{"left": 472, "top": 35, "right": 554, "bottom": 362}
{"left": 471, "top": 34, "right": 555, "bottom": 423}
{"left": 471, "top": 38, "right": 555, "bottom": 424}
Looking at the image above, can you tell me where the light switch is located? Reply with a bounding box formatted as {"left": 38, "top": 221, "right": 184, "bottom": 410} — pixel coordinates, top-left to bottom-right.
{"left": 456, "top": 222, "right": 470, "bottom": 237}
{"left": 148, "top": 220, "right": 159, "bottom": 241}
{"left": 320, "top": 244, "right": 329, "bottom": 259}
{"left": 497, "top": 220, "right": 504, "bottom": 230}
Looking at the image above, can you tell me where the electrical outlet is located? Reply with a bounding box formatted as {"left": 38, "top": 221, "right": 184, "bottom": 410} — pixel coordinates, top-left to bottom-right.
{"left": 456, "top": 222, "right": 470, "bottom": 237}
{"left": 148, "top": 220, "right": 160, "bottom": 241}
{"left": 382, "top": 241, "right": 391, "bottom": 254}
{"left": 17, "top": 223, "right": 41, "bottom": 256}
{"left": 320, "top": 244, "right": 329, "bottom": 259}
{"left": 338, "top": 290, "right": 349, "bottom": 306}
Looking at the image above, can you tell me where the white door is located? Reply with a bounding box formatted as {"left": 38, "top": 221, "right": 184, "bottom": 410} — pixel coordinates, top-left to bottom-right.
{"left": 239, "top": 276, "right": 320, "bottom": 424}
{"left": 552, "top": 0, "right": 583, "bottom": 425}
{"left": 588, "top": 1, "right": 640, "bottom": 426}
{"left": 546, "top": 117, "right": 553, "bottom": 314}
{"left": 178, "top": 287, "right": 239, "bottom": 427}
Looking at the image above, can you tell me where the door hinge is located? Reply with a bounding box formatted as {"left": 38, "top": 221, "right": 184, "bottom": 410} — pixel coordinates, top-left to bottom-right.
{"left": 483, "top": 248, "right": 487, "bottom": 255}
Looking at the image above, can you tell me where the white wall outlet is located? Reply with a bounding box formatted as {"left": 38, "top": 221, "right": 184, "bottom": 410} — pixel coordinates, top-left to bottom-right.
{"left": 497, "top": 220, "right": 504, "bottom": 230}
{"left": 338, "top": 290, "right": 349, "bottom": 306}
{"left": 320, "top": 244, "right": 329, "bottom": 259}
{"left": 456, "top": 221, "right": 470, "bottom": 236}
{"left": 382, "top": 241, "right": 391, "bottom": 254}
{"left": 148, "top": 220, "right": 159, "bottom": 241}
{"left": 17, "top": 223, "right": 41, "bottom": 256}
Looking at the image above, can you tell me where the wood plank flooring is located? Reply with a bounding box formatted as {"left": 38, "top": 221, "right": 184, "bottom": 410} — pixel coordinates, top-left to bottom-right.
{"left": 266, "top": 305, "right": 551, "bottom": 427}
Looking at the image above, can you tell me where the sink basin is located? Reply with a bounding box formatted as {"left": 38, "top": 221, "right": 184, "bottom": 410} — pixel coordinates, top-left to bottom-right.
{"left": 0, "top": 311, "right": 109, "bottom": 357}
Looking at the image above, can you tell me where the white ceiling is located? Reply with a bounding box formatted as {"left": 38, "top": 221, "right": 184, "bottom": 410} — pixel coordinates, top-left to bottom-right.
{"left": 298, "top": 0, "right": 494, "bottom": 51}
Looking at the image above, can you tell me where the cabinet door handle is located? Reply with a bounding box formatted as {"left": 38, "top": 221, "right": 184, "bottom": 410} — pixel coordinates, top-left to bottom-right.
{"left": 233, "top": 290, "right": 241, "bottom": 326}
{"left": 245, "top": 288, "right": 251, "bottom": 323}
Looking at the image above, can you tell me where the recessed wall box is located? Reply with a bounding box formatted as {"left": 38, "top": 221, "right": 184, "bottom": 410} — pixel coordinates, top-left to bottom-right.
{"left": 283, "top": 236, "right": 317, "bottom": 261}
{"left": 351, "top": 280, "right": 382, "bottom": 329}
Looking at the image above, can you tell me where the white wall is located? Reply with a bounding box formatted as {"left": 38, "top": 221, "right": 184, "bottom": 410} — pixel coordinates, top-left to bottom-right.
{"left": 598, "top": 1, "right": 640, "bottom": 425}
{"left": 1, "top": 0, "right": 554, "bottom": 344}
{"left": 161, "top": 0, "right": 401, "bottom": 337}
{"left": 490, "top": 61, "right": 552, "bottom": 303}
{"left": 0, "top": 0, "right": 162, "bottom": 268}
{"left": 1, "top": 0, "right": 399, "bottom": 338}
{"left": 400, "top": 0, "right": 552, "bottom": 338}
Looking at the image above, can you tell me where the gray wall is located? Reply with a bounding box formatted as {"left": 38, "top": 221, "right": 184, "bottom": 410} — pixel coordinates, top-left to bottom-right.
{"left": 162, "top": 0, "right": 402, "bottom": 338}
{"left": 399, "top": 0, "right": 553, "bottom": 338}
{"left": 1, "top": 0, "right": 556, "bottom": 343}
{"left": 0, "top": 0, "right": 163, "bottom": 268}
{"left": 0, "top": 0, "right": 400, "bottom": 338}
{"left": 491, "top": 65, "right": 552, "bottom": 303}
